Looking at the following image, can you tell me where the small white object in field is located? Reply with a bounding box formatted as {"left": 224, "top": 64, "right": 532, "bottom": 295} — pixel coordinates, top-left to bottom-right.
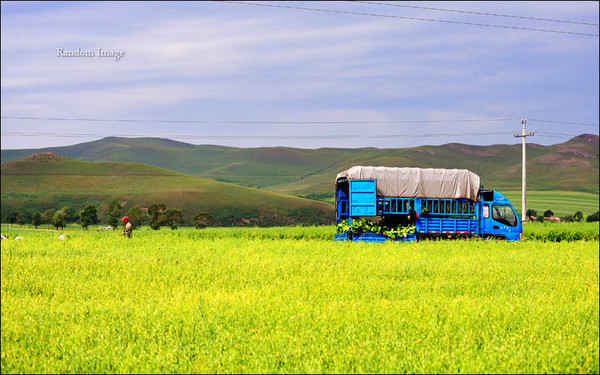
{"left": 0, "top": 235, "right": 6, "bottom": 240}
{"left": 15, "top": 236, "right": 24, "bottom": 240}
{"left": 58, "top": 234, "right": 66, "bottom": 240}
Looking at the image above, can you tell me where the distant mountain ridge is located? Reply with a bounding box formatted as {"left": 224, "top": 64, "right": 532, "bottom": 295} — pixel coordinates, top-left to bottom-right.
{"left": 2, "top": 134, "right": 598, "bottom": 198}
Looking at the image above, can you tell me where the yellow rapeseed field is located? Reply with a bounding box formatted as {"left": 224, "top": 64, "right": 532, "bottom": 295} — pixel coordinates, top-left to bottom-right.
{"left": 1, "top": 225, "right": 598, "bottom": 374}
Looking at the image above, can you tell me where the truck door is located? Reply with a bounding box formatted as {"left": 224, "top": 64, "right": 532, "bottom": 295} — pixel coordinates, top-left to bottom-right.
{"left": 349, "top": 180, "right": 377, "bottom": 217}
{"left": 488, "top": 204, "right": 521, "bottom": 241}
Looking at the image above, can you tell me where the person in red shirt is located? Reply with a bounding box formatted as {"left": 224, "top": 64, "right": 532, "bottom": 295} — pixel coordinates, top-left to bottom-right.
{"left": 120, "top": 216, "right": 133, "bottom": 238}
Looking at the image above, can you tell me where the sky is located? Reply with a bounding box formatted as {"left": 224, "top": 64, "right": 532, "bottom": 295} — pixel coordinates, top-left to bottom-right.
{"left": 1, "top": 1, "right": 598, "bottom": 150}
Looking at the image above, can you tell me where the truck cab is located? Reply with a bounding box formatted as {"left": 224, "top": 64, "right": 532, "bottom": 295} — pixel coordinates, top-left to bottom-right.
{"left": 479, "top": 190, "right": 522, "bottom": 241}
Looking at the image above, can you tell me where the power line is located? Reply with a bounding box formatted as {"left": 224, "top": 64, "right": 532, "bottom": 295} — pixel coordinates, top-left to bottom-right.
{"left": 0, "top": 116, "right": 519, "bottom": 125}
{"left": 352, "top": 1, "right": 599, "bottom": 27}
{"left": 537, "top": 131, "right": 581, "bottom": 136}
{"left": 535, "top": 134, "right": 579, "bottom": 139}
{"left": 2, "top": 116, "right": 597, "bottom": 127}
{"left": 535, "top": 131, "right": 599, "bottom": 139}
{"left": 4, "top": 131, "right": 595, "bottom": 141}
{"left": 527, "top": 118, "right": 599, "bottom": 127}
{"left": 0, "top": 130, "right": 523, "bottom": 140}
{"left": 221, "top": 1, "right": 599, "bottom": 37}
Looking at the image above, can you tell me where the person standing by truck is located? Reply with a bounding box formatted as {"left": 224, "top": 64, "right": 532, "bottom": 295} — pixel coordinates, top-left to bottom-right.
{"left": 408, "top": 204, "right": 419, "bottom": 224}
{"left": 120, "top": 216, "right": 133, "bottom": 238}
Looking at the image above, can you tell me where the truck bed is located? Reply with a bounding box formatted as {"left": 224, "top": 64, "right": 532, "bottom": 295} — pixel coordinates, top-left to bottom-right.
{"left": 417, "top": 217, "right": 478, "bottom": 236}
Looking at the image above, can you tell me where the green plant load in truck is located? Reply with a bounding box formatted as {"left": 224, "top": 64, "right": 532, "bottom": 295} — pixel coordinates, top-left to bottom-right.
{"left": 334, "top": 166, "right": 522, "bottom": 242}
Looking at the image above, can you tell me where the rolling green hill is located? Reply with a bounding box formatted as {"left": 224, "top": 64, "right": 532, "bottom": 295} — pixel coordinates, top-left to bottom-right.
{"left": 2, "top": 135, "right": 597, "bottom": 194}
{"left": 1, "top": 153, "right": 334, "bottom": 226}
{"left": 2, "top": 134, "right": 598, "bottom": 217}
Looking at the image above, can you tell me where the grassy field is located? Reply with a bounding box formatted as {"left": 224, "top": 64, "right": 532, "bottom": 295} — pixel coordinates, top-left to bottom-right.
{"left": 0, "top": 156, "right": 334, "bottom": 226}
{"left": 1, "top": 225, "right": 598, "bottom": 374}
{"left": 4, "top": 221, "right": 599, "bottom": 241}
{"left": 502, "top": 190, "right": 599, "bottom": 218}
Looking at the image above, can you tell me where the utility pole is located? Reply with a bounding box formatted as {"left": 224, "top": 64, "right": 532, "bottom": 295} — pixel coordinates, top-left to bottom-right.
{"left": 514, "top": 119, "right": 534, "bottom": 223}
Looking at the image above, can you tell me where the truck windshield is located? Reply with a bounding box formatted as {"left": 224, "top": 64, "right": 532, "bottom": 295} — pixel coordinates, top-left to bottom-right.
{"left": 492, "top": 205, "right": 518, "bottom": 227}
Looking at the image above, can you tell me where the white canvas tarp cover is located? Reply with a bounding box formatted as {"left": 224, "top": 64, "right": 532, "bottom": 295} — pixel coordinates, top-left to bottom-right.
{"left": 336, "top": 166, "right": 481, "bottom": 201}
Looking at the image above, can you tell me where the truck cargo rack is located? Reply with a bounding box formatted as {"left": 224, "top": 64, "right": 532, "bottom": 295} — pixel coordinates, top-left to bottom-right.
{"left": 417, "top": 218, "right": 478, "bottom": 235}
{"left": 421, "top": 198, "right": 475, "bottom": 216}
{"left": 377, "top": 197, "right": 413, "bottom": 214}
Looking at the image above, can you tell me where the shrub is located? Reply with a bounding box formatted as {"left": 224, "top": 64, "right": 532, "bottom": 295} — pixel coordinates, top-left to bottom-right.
{"left": 526, "top": 209, "right": 537, "bottom": 219}
{"left": 586, "top": 211, "right": 599, "bottom": 222}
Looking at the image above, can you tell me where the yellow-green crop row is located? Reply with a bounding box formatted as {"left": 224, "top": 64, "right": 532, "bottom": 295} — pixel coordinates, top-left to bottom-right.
{"left": 4, "top": 220, "right": 598, "bottom": 241}
{"left": 1, "top": 229, "right": 598, "bottom": 374}
{"left": 523, "top": 221, "right": 599, "bottom": 241}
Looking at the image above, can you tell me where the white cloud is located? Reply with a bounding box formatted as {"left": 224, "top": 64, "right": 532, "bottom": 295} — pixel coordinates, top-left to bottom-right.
{"left": 1, "top": 1, "right": 598, "bottom": 149}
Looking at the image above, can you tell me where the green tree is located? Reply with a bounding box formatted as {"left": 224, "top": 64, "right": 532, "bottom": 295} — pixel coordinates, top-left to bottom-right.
{"left": 105, "top": 199, "right": 123, "bottom": 229}
{"left": 42, "top": 209, "right": 55, "bottom": 229}
{"left": 17, "top": 213, "right": 27, "bottom": 227}
{"left": 587, "top": 211, "right": 599, "bottom": 222}
{"left": 163, "top": 208, "right": 184, "bottom": 230}
{"left": 543, "top": 210, "right": 554, "bottom": 218}
{"left": 32, "top": 212, "right": 43, "bottom": 229}
{"left": 60, "top": 205, "right": 76, "bottom": 223}
{"left": 563, "top": 214, "right": 574, "bottom": 223}
{"left": 149, "top": 203, "right": 166, "bottom": 230}
{"left": 573, "top": 211, "right": 584, "bottom": 222}
{"left": 53, "top": 210, "right": 66, "bottom": 230}
{"left": 6, "top": 212, "right": 19, "bottom": 226}
{"left": 79, "top": 204, "right": 98, "bottom": 230}
{"left": 125, "top": 205, "right": 144, "bottom": 229}
{"left": 194, "top": 212, "right": 214, "bottom": 229}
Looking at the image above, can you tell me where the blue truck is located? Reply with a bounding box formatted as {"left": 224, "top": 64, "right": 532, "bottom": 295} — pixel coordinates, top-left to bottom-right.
{"left": 334, "top": 166, "right": 522, "bottom": 242}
